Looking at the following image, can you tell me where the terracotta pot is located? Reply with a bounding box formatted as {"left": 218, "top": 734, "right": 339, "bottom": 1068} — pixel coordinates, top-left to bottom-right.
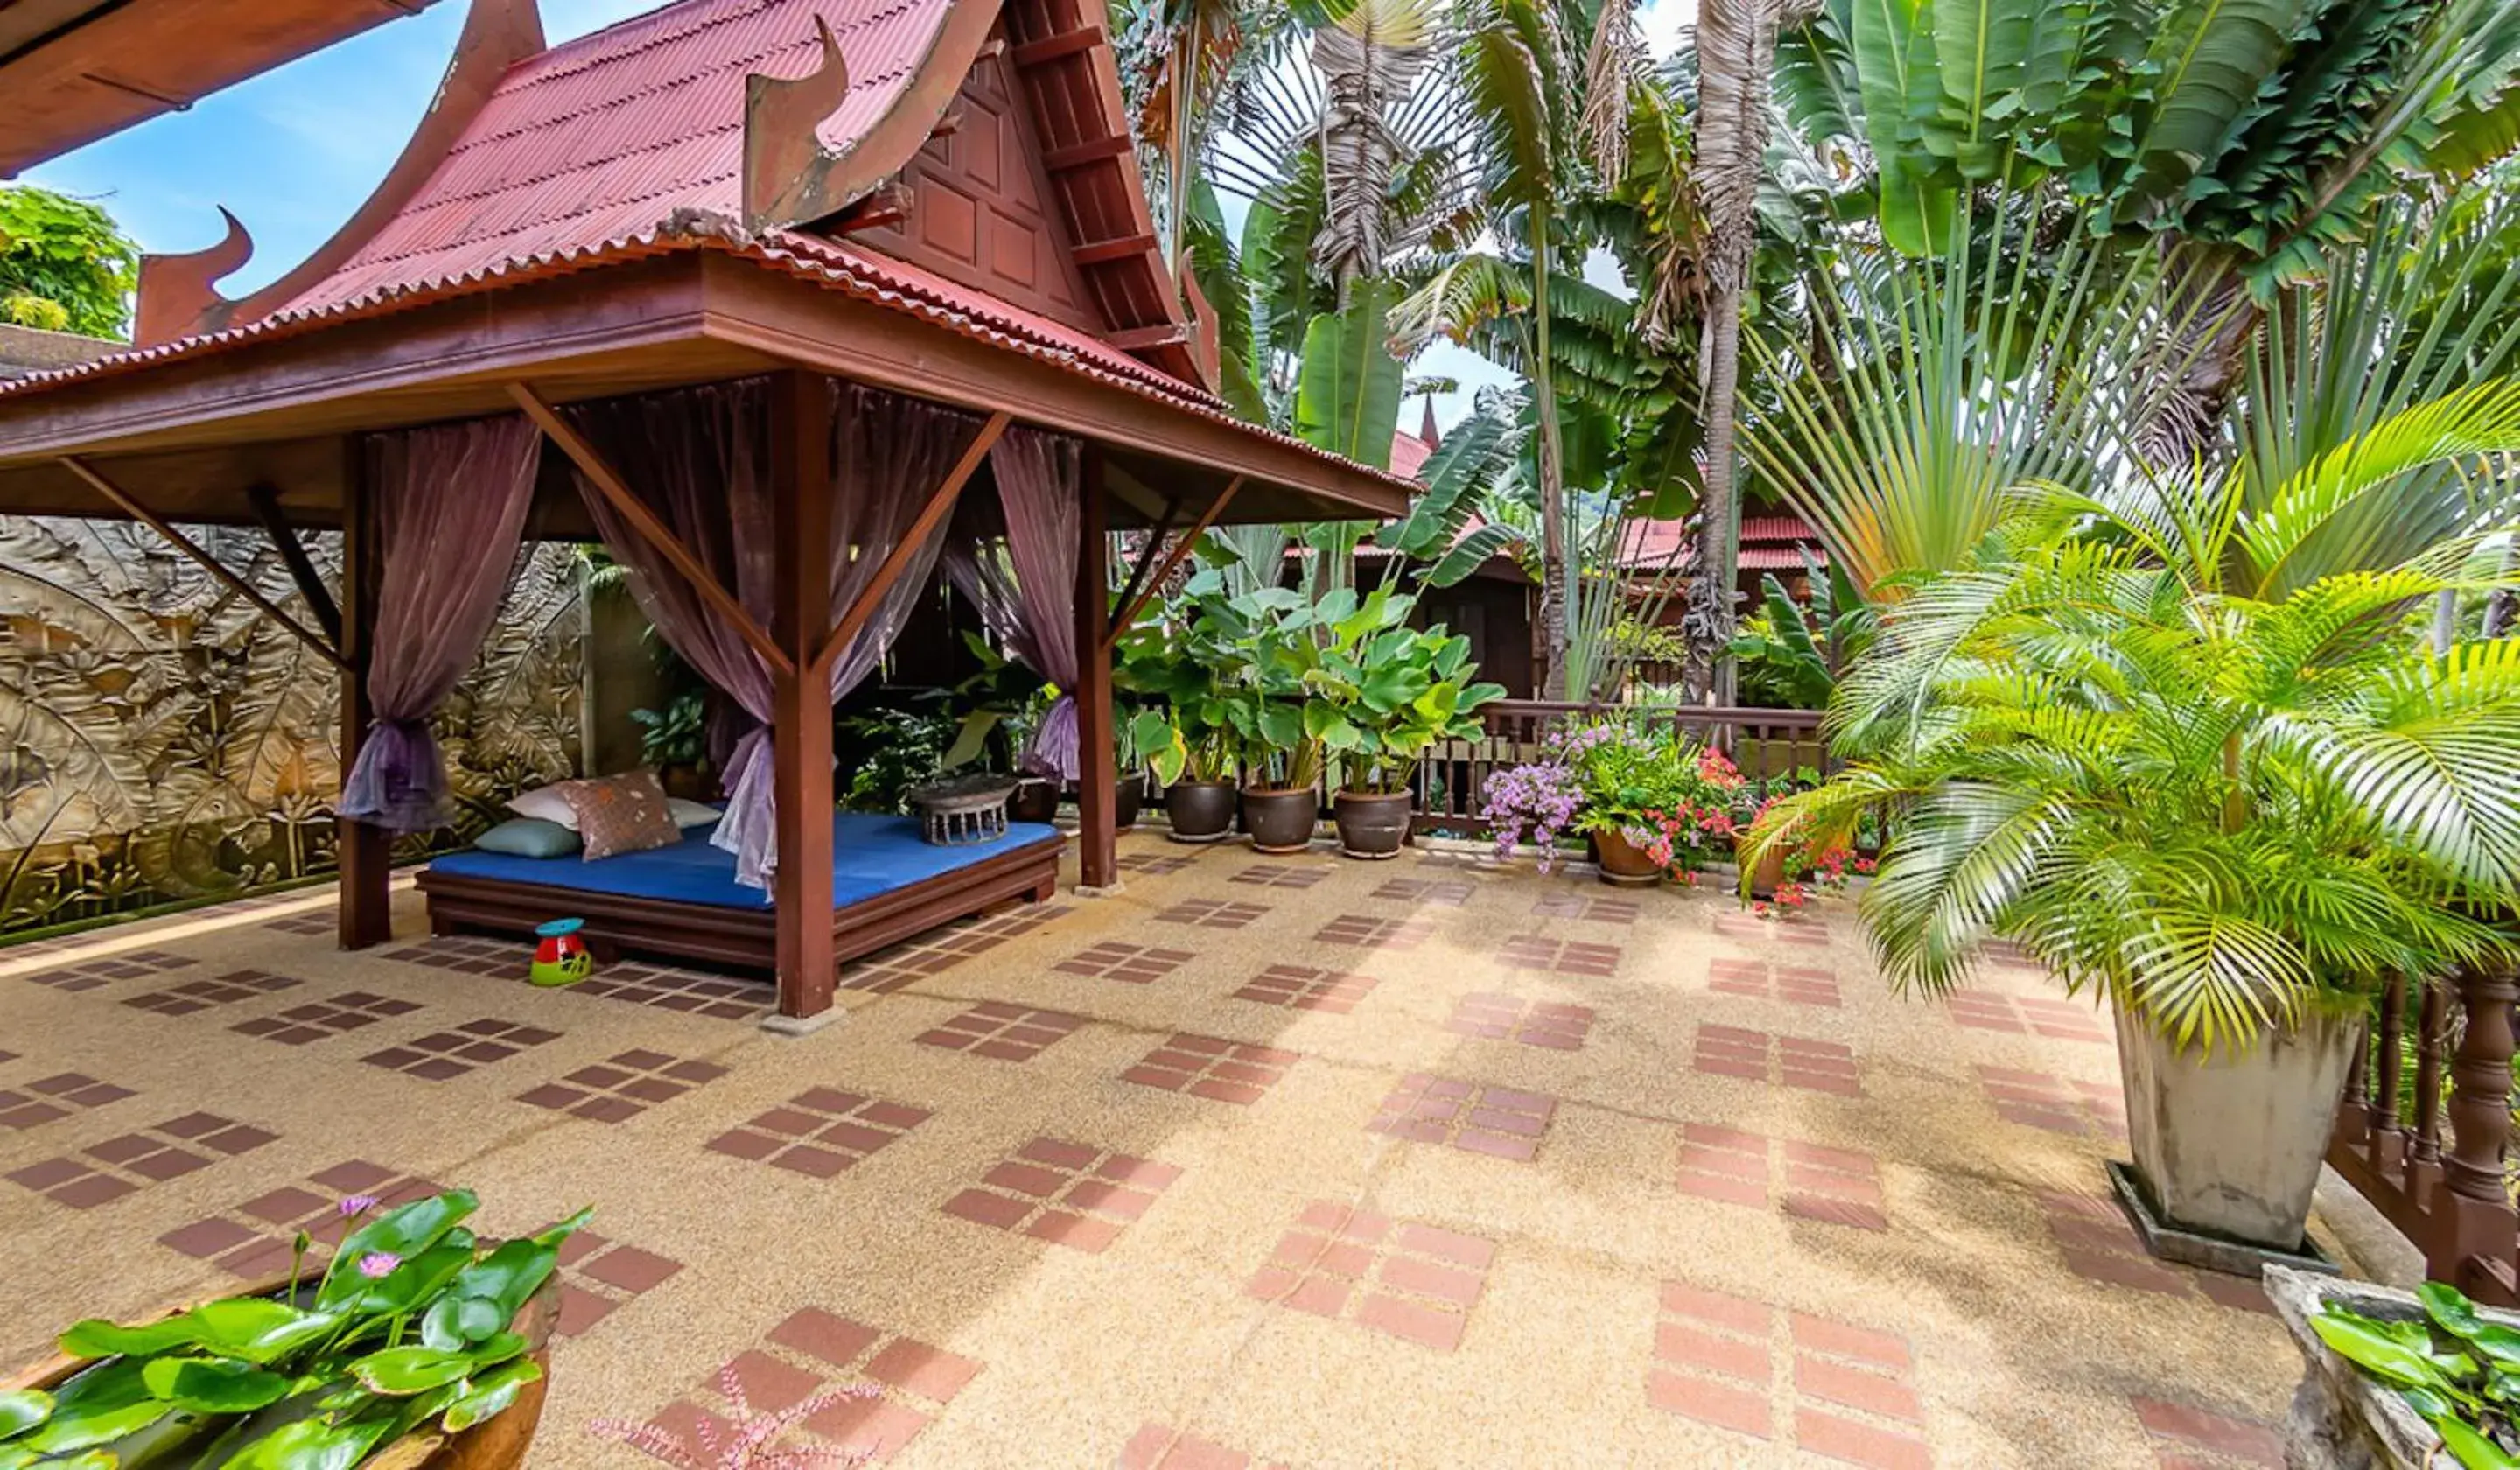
{"left": 7, "top": 1273, "right": 558, "bottom": 1470}
{"left": 1008, "top": 777, "right": 1060, "bottom": 824}
{"left": 1164, "top": 780, "right": 1237, "bottom": 843}
{"left": 1333, "top": 789, "right": 1414, "bottom": 859}
{"left": 1738, "top": 837, "right": 1788, "bottom": 899}
{"left": 1060, "top": 771, "right": 1144, "bottom": 829}
{"left": 1239, "top": 786, "right": 1320, "bottom": 854}
{"left": 1592, "top": 827, "right": 1664, "bottom": 888}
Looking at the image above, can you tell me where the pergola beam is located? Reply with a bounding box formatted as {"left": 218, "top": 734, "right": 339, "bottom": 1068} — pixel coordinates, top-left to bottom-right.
{"left": 244, "top": 482, "right": 342, "bottom": 647}
{"left": 1109, "top": 494, "right": 1180, "bottom": 633}
{"left": 59, "top": 455, "right": 348, "bottom": 668}
{"left": 1104, "top": 475, "right": 1241, "bottom": 650}
{"left": 507, "top": 380, "right": 794, "bottom": 680}
{"left": 808, "top": 410, "right": 1011, "bottom": 680}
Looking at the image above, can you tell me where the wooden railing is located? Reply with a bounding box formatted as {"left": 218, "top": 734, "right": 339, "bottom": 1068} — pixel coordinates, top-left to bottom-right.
{"left": 2328, "top": 965, "right": 2520, "bottom": 1304}
{"left": 1408, "top": 700, "right": 1828, "bottom": 834}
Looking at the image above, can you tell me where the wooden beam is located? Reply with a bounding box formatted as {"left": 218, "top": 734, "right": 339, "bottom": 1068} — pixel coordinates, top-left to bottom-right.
{"left": 60, "top": 456, "right": 347, "bottom": 668}
{"left": 1073, "top": 233, "right": 1159, "bottom": 266}
{"left": 1074, "top": 448, "right": 1116, "bottom": 889}
{"left": 768, "top": 368, "right": 837, "bottom": 1021}
{"left": 243, "top": 482, "right": 341, "bottom": 646}
{"left": 1106, "top": 324, "right": 1189, "bottom": 352}
{"left": 506, "top": 381, "right": 794, "bottom": 680}
{"left": 335, "top": 436, "right": 391, "bottom": 951}
{"left": 1044, "top": 135, "right": 1131, "bottom": 172}
{"left": 1010, "top": 26, "right": 1101, "bottom": 67}
{"left": 1109, "top": 494, "right": 1180, "bottom": 630}
{"left": 1104, "top": 477, "right": 1242, "bottom": 650}
{"left": 809, "top": 410, "right": 1011, "bottom": 680}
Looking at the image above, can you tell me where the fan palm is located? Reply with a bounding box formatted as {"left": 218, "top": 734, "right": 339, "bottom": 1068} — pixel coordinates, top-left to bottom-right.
{"left": 1743, "top": 382, "right": 2520, "bottom": 1050}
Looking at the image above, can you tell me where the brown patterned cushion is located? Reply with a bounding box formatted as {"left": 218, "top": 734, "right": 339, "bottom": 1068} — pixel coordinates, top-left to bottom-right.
{"left": 557, "top": 771, "right": 682, "bottom": 861}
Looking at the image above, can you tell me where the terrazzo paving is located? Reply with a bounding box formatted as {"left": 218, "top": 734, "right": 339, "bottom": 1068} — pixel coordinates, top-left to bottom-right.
{"left": 0, "top": 831, "right": 2313, "bottom": 1467}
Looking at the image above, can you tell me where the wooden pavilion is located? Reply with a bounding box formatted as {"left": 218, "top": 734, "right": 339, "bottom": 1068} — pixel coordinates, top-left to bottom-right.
{"left": 0, "top": 0, "right": 1416, "bottom": 1024}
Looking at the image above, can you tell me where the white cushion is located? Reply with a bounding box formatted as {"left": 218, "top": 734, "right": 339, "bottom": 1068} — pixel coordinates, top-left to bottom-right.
{"left": 507, "top": 782, "right": 580, "bottom": 830}
{"left": 667, "top": 798, "right": 723, "bottom": 829}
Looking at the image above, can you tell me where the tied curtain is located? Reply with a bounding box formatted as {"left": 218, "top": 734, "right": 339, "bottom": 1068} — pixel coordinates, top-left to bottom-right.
{"left": 566, "top": 377, "right": 981, "bottom": 891}
{"left": 336, "top": 414, "right": 543, "bottom": 832}
{"left": 942, "top": 428, "right": 1082, "bottom": 778}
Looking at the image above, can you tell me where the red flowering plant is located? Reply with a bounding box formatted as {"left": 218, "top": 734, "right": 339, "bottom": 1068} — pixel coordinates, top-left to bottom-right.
{"left": 1552, "top": 723, "right": 1752, "bottom": 884}
{"left": 1740, "top": 780, "right": 1860, "bottom": 914}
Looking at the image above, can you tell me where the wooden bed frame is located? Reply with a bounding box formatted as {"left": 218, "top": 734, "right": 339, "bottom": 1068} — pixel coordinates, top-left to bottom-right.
{"left": 414, "top": 831, "right": 1065, "bottom": 976}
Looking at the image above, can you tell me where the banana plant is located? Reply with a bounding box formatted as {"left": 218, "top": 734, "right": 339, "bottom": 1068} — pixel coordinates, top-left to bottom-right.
{"left": 1303, "top": 587, "right": 1508, "bottom": 793}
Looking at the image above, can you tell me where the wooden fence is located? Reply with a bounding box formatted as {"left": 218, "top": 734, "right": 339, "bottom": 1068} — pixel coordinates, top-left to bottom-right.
{"left": 2328, "top": 966, "right": 2520, "bottom": 1303}
{"left": 1408, "top": 700, "right": 1828, "bottom": 835}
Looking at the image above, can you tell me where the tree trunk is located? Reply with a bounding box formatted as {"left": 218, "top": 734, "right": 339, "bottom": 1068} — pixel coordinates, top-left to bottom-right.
{"left": 1531, "top": 208, "right": 1570, "bottom": 701}
{"left": 1694, "top": 276, "right": 1743, "bottom": 705}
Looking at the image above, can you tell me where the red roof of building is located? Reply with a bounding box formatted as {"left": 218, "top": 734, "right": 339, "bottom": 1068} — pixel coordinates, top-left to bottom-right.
{"left": 1614, "top": 513, "right": 1824, "bottom": 571}
{"left": 0, "top": 0, "right": 1424, "bottom": 501}
{"left": 276, "top": 0, "right": 940, "bottom": 318}
{"left": 1390, "top": 426, "right": 1436, "bottom": 481}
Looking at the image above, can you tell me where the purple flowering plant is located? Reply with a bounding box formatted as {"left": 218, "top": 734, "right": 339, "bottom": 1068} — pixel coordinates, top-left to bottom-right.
{"left": 15, "top": 1189, "right": 591, "bottom": 1466}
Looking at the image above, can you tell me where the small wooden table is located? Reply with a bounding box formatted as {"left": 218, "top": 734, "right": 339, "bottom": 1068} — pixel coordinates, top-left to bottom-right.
{"left": 911, "top": 776, "right": 1019, "bottom": 845}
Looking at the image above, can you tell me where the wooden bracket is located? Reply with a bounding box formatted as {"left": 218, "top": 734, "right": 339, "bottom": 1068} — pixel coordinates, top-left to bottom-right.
{"left": 507, "top": 382, "right": 795, "bottom": 680}
{"left": 244, "top": 483, "right": 343, "bottom": 647}
{"left": 1110, "top": 494, "right": 1182, "bottom": 626}
{"left": 1103, "top": 476, "right": 1242, "bottom": 650}
{"left": 811, "top": 411, "right": 1012, "bottom": 679}
{"left": 60, "top": 457, "right": 348, "bottom": 669}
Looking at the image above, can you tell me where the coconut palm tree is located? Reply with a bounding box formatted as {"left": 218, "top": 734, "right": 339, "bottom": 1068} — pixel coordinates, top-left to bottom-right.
{"left": 1686, "top": 0, "right": 1822, "bottom": 704}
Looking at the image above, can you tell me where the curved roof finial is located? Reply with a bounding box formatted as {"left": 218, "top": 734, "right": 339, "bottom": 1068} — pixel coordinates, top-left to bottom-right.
{"left": 133, "top": 208, "right": 253, "bottom": 347}
{"left": 743, "top": 16, "right": 858, "bottom": 233}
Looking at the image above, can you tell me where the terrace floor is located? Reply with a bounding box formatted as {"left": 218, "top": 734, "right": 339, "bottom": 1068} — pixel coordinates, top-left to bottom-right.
{"left": 0, "top": 831, "right": 2312, "bottom": 1467}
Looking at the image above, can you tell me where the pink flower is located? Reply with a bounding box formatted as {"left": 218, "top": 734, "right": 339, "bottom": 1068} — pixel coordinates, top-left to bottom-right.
{"left": 357, "top": 1252, "right": 401, "bottom": 1279}
{"left": 337, "top": 1194, "right": 379, "bottom": 1219}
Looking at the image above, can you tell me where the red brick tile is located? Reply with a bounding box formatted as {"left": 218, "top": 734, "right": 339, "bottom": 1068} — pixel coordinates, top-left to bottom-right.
{"left": 1663, "top": 1283, "right": 1772, "bottom": 1335}
{"left": 1648, "top": 1368, "right": 1773, "bottom": 1438}
{"left": 584, "top": 1244, "right": 681, "bottom": 1294}
{"left": 1025, "top": 1210, "right": 1123, "bottom": 1252}
{"left": 1063, "top": 1180, "right": 1156, "bottom": 1221}
{"left": 1284, "top": 1275, "right": 1353, "bottom": 1317}
{"left": 984, "top": 1162, "right": 1068, "bottom": 1197}
{"left": 1783, "top": 1195, "right": 1889, "bottom": 1232}
{"left": 1396, "top": 1222, "right": 1494, "bottom": 1269}
{"left": 1679, "top": 1171, "right": 1771, "bottom": 1208}
{"left": 803, "top": 1396, "right": 932, "bottom": 1461}
{"left": 943, "top": 1189, "right": 1030, "bottom": 1229}
{"left": 1019, "top": 1138, "right": 1099, "bottom": 1170}
{"left": 1656, "top": 1322, "right": 1771, "bottom": 1383}
{"left": 722, "top": 1349, "right": 822, "bottom": 1414}
{"left": 1379, "top": 1254, "right": 1483, "bottom": 1308}
{"left": 2063, "top": 1248, "right": 2194, "bottom": 1297}
{"left": 770, "top": 1308, "right": 882, "bottom": 1369}
{"left": 1791, "top": 1314, "right": 1910, "bottom": 1371}
{"left": 1356, "top": 1292, "right": 1466, "bottom": 1352}
{"left": 2133, "top": 1399, "right": 2282, "bottom": 1464}
{"left": 1796, "top": 1354, "right": 1922, "bottom": 1423}
{"left": 864, "top": 1340, "right": 981, "bottom": 1403}
{"left": 1796, "top": 1408, "right": 1933, "bottom": 1469}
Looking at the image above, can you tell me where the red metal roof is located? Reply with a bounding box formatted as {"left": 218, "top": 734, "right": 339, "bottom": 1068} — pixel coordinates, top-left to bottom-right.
{"left": 1390, "top": 427, "right": 1435, "bottom": 481}
{"left": 276, "top": 0, "right": 948, "bottom": 318}
{"left": 1614, "top": 514, "right": 1824, "bottom": 571}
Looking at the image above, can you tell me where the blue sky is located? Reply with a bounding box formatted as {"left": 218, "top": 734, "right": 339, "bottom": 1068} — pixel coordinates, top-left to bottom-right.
{"left": 23, "top": 0, "right": 1694, "bottom": 430}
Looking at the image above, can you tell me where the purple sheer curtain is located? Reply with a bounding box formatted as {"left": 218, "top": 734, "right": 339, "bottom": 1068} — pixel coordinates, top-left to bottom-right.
{"left": 565, "top": 378, "right": 981, "bottom": 891}
{"left": 336, "top": 414, "right": 542, "bottom": 832}
{"left": 956, "top": 428, "right": 1082, "bottom": 778}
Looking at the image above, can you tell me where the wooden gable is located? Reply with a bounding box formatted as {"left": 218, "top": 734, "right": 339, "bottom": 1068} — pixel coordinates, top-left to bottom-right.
{"left": 851, "top": 35, "right": 1102, "bottom": 335}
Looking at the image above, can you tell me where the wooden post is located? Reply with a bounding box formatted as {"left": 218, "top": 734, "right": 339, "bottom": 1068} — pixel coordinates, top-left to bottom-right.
{"left": 2370, "top": 973, "right": 2406, "bottom": 1166}
{"left": 2440, "top": 962, "right": 2520, "bottom": 1298}
{"left": 768, "top": 369, "right": 837, "bottom": 1021}
{"left": 2414, "top": 979, "right": 2447, "bottom": 1167}
{"left": 1073, "top": 446, "right": 1117, "bottom": 890}
{"left": 336, "top": 437, "right": 392, "bottom": 949}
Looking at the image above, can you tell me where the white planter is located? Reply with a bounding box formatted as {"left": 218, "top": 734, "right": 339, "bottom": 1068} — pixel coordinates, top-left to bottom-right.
{"left": 2117, "top": 1005, "right": 2361, "bottom": 1250}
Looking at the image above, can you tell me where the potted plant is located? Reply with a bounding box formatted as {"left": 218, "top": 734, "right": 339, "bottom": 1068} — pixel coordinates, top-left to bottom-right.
{"left": 2, "top": 1189, "right": 584, "bottom": 1468}
{"left": 1742, "top": 506, "right": 2520, "bottom": 1260}
{"left": 629, "top": 690, "right": 712, "bottom": 801}
{"left": 1306, "top": 589, "right": 1504, "bottom": 859}
{"left": 1196, "top": 585, "right": 1328, "bottom": 853}
{"left": 2268, "top": 1265, "right": 2520, "bottom": 1468}
{"left": 1119, "top": 622, "right": 1241, "bottom": 843}
{"left": 1564, "top": 724, "right": 1744, "bottom": 887}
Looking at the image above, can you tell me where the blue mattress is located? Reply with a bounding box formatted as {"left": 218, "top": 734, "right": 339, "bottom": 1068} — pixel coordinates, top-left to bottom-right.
{"left": 426, "top": 813, "right": 1062, "bottom": 910}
